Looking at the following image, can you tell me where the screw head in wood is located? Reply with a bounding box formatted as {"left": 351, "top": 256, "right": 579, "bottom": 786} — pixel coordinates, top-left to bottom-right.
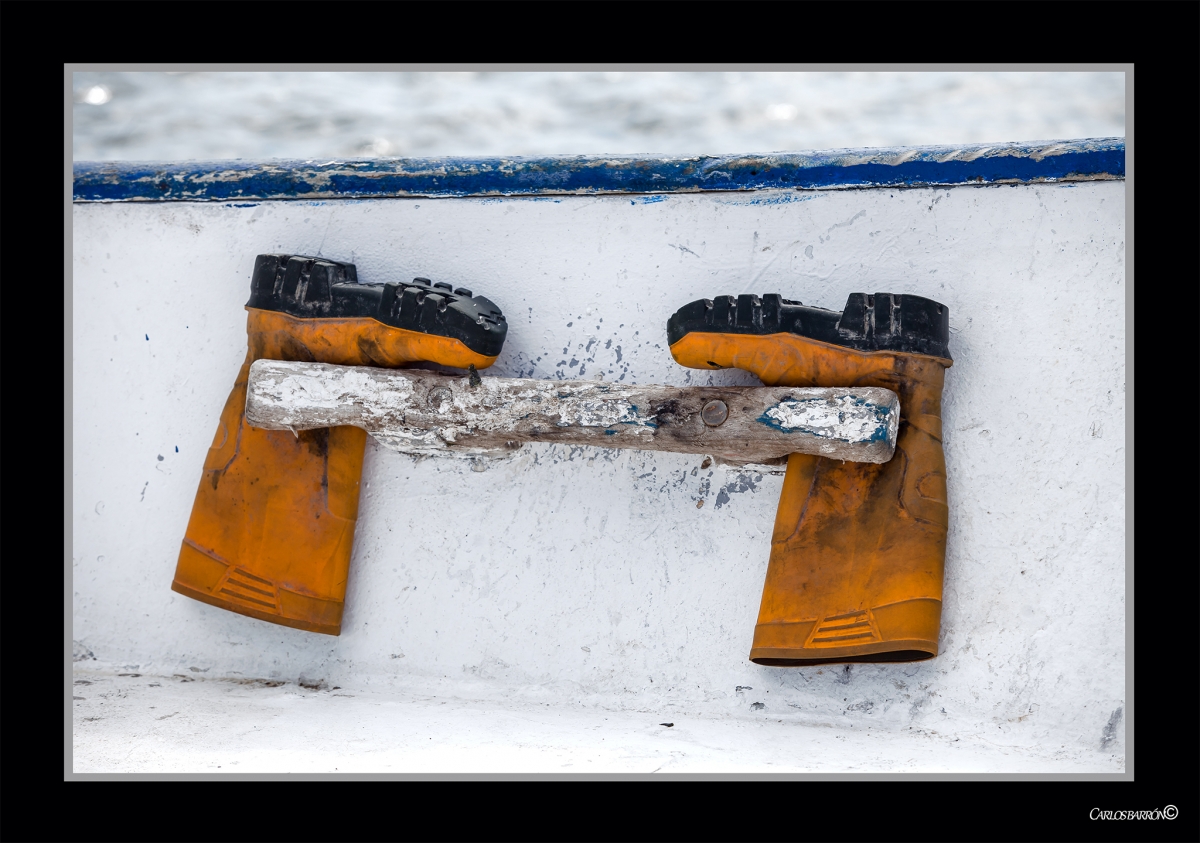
{"left": 701, "top": 399, "right": 728, "bottom": 427}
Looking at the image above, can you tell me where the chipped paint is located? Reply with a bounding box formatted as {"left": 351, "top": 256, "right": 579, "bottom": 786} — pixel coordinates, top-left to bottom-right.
{"left": 248, "top": 361, "right": 663, "bottom": 457}
{"left": 713, "top": 193, "right": 818, "bottom": 207}
{"left": 758, "top": 394, "right": 900, "bottom": 448}
{"left": 245, "top": 360, "right": 899, "bottom": 463}
{"left": 73, "top": 171, "right": 1126, "bottom": 774}
{"left": 73, "top": 138, "right": 1123, "bottom": 202}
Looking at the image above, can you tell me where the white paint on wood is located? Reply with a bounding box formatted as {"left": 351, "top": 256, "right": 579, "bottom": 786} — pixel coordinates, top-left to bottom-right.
{"left": 761, "top": 394, "right": 901, "bottom": 444}
{"left": 244, "top": 359, "right": 900, "bottom": 463}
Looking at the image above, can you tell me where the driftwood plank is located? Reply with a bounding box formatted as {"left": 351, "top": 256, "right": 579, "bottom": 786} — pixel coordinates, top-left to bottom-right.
{"left": 245, "top": 360, "right": 900, "bottom": 464}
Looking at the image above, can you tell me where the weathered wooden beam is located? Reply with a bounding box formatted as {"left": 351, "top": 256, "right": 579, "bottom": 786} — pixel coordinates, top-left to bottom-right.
{"left": 245, "top": 360, "right": 900, "bottom": 464}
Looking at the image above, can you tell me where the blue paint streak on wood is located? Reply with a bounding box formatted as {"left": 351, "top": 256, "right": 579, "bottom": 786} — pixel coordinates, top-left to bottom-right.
{"left": 756, "top": 397, "right": 894, "bottom": 443}
{"left": 74, "top": 139, "right": 1123, "bottom": 202}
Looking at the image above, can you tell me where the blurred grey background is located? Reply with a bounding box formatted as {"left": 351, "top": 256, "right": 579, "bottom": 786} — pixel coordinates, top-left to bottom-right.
{"left": 72, "top": 71, "right": 1125, "bottom": 160}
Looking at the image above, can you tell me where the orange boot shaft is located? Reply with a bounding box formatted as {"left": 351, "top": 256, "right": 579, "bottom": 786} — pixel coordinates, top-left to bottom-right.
{"left": 172, "top": 256, "right": 505, "bottom": 635}
{"left": 669, "top": 293, "right": 951, "bottom": 664}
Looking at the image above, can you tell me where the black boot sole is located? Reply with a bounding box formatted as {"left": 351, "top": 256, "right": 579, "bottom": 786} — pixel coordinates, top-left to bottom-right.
{"left": 246, "top": 253, "right": 507, "bottom": 358}
{"left": 667, "top": 292, "right": 950, "bottom": 360}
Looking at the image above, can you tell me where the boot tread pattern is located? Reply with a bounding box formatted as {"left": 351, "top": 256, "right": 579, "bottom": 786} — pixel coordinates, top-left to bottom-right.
{"left": 247, "top": 254, "right": 507, "bottom": 357}
{"left": 668, "top": 292, "right": 951, "bottom": 360}
{"left": 805, "top": 610, "right": 882, "bottom": 647}
{"left": 214, "top": 567, "right": 282, "bottom": 614}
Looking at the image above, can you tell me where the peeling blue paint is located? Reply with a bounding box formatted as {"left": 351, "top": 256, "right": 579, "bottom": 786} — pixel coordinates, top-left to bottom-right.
{"left": 756, "top": 396, "right": 893, "bottom": 443}
{"left": 716, "top": 193, "right": 818, "bottom": 207}
{"left": 613, "top": 405, "right": 658, "bottom": 429}
{"left": 73, "top": 138, "right": 1123, "bottom": 203}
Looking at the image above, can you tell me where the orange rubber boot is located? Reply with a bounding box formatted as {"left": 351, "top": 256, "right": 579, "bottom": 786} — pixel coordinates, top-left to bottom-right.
{"left": 668, "top": 293, "right": 952, "bottom": 664}
{"left": 172, "top": 254, "right": 507, "bottom": 634}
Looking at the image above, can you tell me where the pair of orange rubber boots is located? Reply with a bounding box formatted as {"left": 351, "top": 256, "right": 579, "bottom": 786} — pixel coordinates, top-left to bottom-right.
{"left": 173, "top": 254, "right": 952, "bottom": 666}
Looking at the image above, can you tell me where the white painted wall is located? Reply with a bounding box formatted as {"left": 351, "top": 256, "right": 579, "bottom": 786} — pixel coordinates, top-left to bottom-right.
{"left": 71, "top": 182, "right": 1126, "bottom": 770}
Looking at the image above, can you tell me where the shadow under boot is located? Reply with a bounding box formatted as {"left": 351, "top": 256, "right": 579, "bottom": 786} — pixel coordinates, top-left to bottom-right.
{"left": 668, "top": 292, "right": 952, "bottom": 664}
{"left": 172, "top": 254, "right": 507, "bottom": 634}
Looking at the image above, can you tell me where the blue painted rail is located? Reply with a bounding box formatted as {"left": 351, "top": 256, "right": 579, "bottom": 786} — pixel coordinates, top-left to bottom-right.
{"left": 74, "top": 138, "right": 1123, "bottom": 203}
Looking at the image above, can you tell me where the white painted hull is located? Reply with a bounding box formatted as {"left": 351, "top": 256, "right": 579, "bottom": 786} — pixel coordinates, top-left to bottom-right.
{"left": 72, "top": 156, "right": 1126, "bottom": 773}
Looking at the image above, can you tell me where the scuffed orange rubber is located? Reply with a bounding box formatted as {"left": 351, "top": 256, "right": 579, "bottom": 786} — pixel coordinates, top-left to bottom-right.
{"left": 171, "top": 308, "right": 497, "bottom": 635}
{"left": 670, "top": 331, "right": 951, "bottom": 665}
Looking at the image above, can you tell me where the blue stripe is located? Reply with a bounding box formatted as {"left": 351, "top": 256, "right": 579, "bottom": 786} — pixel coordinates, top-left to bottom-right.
{"left": 73, "top": 138, "right": 1123, "bottom": 202}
